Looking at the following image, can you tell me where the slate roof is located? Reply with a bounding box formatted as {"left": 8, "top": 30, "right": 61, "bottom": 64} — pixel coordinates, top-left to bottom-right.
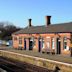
{"left": 13, "top": 22, "right": 72, "bottom": 35}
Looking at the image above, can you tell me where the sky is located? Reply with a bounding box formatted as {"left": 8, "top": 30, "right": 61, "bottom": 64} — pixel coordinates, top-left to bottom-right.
{"left": 0, "top": 0, "right": 72, "bottom": 28}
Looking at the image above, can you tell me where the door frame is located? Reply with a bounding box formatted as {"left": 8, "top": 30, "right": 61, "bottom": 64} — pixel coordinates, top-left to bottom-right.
{"left": 38, "top": 38, "right": 42, "bottom": 52}
{"left": 29, "top": 38, "right": 34, "bottom": 50}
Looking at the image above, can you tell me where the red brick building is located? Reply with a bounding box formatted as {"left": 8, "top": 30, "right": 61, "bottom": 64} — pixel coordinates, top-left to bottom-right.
{"left": 12, "top": 16, "right": 72, "bottom": 56}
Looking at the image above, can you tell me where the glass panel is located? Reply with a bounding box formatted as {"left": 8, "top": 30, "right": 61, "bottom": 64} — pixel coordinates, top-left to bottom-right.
{"left": 63, "top": 37, "right": 67, "bottom": 49}
{"left": 19, "top": 37, "right": 22, "bottom": 44}
{"left": 42, "top": 39, "right": 44, "bottom": 48}
{"left": 52, "top": 38, "right": 55, "bottom": 49}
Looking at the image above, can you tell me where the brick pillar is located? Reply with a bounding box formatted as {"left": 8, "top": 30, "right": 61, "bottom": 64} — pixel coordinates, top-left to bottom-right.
{"left": 61, "top": 37, "right": 63, "bottom": 54}
{"left": 22, "top": 37, "right": 24, "bottom": 49}
{"left": 26, "top": 38, "right": 29, "bottom": 50}
{"left": 50, "top": 38, "right": 52, "bottom": 51}
{"left": 34, "top": 38, "right": 39, "bottom": 52}
{"left": 54, "top": 36, "right": 57, "bottom": 54}
{"left": 44, "top": 38, "right": 47, "bottom": 49}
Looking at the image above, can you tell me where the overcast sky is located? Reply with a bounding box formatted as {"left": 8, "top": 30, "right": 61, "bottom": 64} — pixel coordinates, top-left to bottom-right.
{"left": 0, "top": 0, "right": 72, "bottom": 27}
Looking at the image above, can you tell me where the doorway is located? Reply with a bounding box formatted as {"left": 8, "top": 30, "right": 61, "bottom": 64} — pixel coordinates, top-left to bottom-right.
{"left": 24, "top": 39, "right": 26, "bottom": 50}
{"left": 29, "top": 38, "right": 33, "bottom": 50}
{"left": 38, "top": 38, "right": 42, "bottom": 52}
{"left": 56, "top": 38, "right": 61, "bottom": 54}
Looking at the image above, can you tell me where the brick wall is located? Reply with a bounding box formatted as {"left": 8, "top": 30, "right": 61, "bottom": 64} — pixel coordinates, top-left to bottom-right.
{"left": 12, "top": 33, "right": 71, "bottom": 55}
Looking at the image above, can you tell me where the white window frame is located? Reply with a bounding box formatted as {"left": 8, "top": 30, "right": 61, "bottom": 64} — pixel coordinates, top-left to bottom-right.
{"left": 52, "top": 38, "right": 55, "bottom": 49}
{"left": 63, "top": 37, "right": 67, "bottom": 50}
{"left": 19, "top": 37, "right": 22, "bottom": 45}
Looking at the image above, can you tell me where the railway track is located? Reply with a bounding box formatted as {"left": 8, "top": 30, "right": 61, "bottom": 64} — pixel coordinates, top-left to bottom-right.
{"left": 0, "top": 56, "right": 53, "bottom": 72}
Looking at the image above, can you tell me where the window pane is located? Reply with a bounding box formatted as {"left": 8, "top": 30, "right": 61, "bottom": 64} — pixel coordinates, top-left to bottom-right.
{"left": 19, "top": 40, "right": 22, "bottom": 44}
{"left": 19, "top": 37, "right": 22, "bottom": 44}
{"left": 63, "top": 37, "right": 67, "bottom": 49}
{"left": 52, "top": 38, "right": 55, "bottom": 49}
{"left": 42, "top": 39, "right": 44, "bottom": 48}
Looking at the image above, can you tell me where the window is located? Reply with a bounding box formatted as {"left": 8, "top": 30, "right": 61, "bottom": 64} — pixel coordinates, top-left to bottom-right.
{"left": 63, "top": 37, "right": 67, "bottom": 49}
{"left": 52, "top": 38, "right": 55, "bottom": 49}
{"left": 19, "top": 37, "right": 22, "bottom": 44}
{"left": 34, "top": 40, "right": 36, "bottom": 46}
{"left": 31, "top": 37, "right": 35, "bottom": 47}
{"left": 42, "top": 39, "right": 44, "bottom": 48}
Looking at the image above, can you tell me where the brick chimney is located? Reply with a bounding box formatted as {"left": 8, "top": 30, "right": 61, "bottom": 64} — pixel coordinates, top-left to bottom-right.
{"left": 46, "top": 16, "right": 51, "bottom": 26}
{"left": 28, "top": 19, "right": 32, "bottom": 27}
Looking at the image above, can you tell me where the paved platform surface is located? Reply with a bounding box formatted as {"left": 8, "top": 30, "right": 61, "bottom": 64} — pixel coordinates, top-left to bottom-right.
{"left": 0, "top": 47, "right": 72, "bottom": 64}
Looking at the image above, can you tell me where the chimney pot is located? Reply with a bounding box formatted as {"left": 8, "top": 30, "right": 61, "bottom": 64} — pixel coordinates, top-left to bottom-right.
{"left": 46, "top": 16, "right": 51, "bottom": 26}
{"left": 28, "top": 19, "right": 32, "bottom": 27}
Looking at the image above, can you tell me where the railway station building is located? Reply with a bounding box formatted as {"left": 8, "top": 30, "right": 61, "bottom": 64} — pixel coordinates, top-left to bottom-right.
{"left": 12, "top": 16, "right": 72, "bottom": 56}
